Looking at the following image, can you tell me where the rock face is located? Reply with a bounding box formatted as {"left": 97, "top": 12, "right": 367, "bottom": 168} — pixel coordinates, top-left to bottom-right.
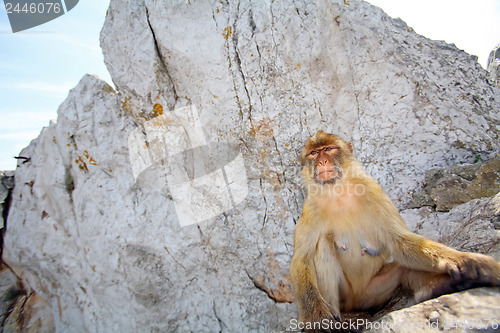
{"left": 407, "top": 159, "right": 500, "bottom": 212}
{"left": 1, "top": 171, "right": 14, "bottom": 230}
{"left": 3, "top": 0, "right": 500, "bottom": 332}
{"left": 100, "top": 0, "right": 500, "bottom": 204}
{"left": 366, "top": 288, "right": 500, "bottom": 333}
{"left": 488, "top": 43, "right": 500, "bottom": 88}
{"left": 402, "top": 193, "right": 500, "bottom": 260}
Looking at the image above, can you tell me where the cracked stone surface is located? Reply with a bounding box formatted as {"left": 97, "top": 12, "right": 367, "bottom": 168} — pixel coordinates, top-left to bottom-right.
{"left": 488, "top": 43, "right": 500, "bottom": 88}
{"left": 407, "top": 159, "right": 500, "bottom": 212}
{"left": 365, "top": 288, "right": 500, "bottom": 333}
{"left": 401, "top": 193, "right": 500, "bottom": 259}
{"left": 1, "top": 171, "right": 14, "bottom": 229}
{"left": 3, "top": 0, "right": 500, "bottom": 332}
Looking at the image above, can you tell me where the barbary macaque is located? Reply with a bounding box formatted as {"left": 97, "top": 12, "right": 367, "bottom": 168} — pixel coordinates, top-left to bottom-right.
{"left": 290, "top": 131, "right": 500, "bottom": 331}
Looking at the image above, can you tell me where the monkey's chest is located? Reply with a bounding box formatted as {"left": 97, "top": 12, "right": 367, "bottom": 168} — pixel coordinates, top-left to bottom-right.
{"left": 316, "top": 228, "right": 389, "bottom": 288}
{"left": 314, "top": 195, "right": 391, "bottom": 285}
{"left": 333, "top": 231, "right": 382, "bottom": 258}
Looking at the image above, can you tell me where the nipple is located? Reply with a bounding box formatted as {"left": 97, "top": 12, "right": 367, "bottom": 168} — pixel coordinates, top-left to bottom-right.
{"left": 334, "top": 238, "right": 349, "bottom": 252}
{"left": 359, "top": 237, "right": 380, "bottom": 256}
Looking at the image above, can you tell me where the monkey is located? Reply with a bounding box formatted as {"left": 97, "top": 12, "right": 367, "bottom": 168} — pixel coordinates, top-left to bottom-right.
{"left": 290, "top": 131, "right": 500, "bottom": 332}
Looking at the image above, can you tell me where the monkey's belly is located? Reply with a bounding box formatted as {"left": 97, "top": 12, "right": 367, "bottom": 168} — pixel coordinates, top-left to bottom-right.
{"left": 314, "top": 233, "right": 389, "bottom": 311}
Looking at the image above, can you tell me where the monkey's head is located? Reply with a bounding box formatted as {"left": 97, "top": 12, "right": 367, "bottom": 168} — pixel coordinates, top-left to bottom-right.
{"left": 300, "top": 131, "right": 354, "bottom": 186}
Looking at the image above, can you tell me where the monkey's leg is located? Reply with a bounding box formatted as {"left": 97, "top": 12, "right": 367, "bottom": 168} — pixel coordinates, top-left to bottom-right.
{"left": 401, "top": 269, "right": 471, "bottom": 302}
{"left": 352, "top": 263, "right": 403, "bottom": 311}
{"left": 402, "top": 267, "right": 500, "bottom": 303}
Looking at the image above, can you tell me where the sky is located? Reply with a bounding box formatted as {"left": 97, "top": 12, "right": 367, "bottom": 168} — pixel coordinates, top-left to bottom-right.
{"left": 0, "top": 0, "right": 499, "bottom": 171}
{"left": 368, "top": 0, "right": 500, "bottom": 67}
{"left": 0, "top": 0, "right": 111, "bottom": 171}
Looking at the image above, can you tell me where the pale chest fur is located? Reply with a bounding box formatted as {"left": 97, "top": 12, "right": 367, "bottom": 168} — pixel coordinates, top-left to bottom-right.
{"left": 308, "top": 183, "right": 392, "bottom": 296}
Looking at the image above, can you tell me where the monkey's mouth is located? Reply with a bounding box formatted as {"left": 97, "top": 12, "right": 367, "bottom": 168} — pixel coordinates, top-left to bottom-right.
{"left": 317, "top": 167, "right": 339, "bottom": 182}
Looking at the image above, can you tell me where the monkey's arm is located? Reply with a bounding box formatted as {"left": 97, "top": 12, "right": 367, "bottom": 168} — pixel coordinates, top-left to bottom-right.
{"left": 290, "top": 219, "right": 340, "bottom": 325}
{"left": 368, "top": 187, "right": 500, "bottom": 283}
{"left": 390, "top": 218, "right": 500, "bottom": 285}
{"left": 290, "top": 253, "right": 340, "bottom": 323}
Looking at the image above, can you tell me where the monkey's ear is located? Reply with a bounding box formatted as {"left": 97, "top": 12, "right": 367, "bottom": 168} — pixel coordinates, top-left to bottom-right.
{"left": 299, "top": 148, "right": 307, "bottom": 165}
{"left": 346, "top": 142, "right": 354, "bottom": 153}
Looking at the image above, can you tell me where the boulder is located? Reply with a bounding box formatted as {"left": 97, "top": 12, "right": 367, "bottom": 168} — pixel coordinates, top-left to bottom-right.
{"left": 407, "top": 159, "right": 500, "bottom": 211}
{"left": 1, "top": 171, "right": 15, "bottom": 229}
{"left": 3, "top": 0, "right": 500, "bottom": 331}
{"left": 366, "top": 288, "right": 500, "bottom": 333}
{"left": 488, "top": 43, "right": 500, "bottom": 88}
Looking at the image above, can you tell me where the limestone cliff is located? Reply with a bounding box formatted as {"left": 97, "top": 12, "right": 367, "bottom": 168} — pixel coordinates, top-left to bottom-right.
{"left": 2, "top": 0, "right": 500, "bottom": 332}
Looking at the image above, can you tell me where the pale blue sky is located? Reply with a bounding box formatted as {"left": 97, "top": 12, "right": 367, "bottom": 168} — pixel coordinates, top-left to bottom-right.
{"left": 0, "top": 0, "right": 499, "bottom": 171}
{"left": 0, "top": 0, "right": 111, "bottom": 170}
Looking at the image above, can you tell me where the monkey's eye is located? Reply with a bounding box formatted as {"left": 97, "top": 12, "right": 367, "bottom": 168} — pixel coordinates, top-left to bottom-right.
{"left": 307, "top": 150, "right": 319, "bottom": 159}
{"left": 323, "top": 146, "right": 338, "bottom": 153}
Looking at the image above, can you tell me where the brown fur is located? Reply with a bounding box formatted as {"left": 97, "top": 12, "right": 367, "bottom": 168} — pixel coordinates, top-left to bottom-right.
{"left": 290, "top": 131, "right": 500, "bottom": 331}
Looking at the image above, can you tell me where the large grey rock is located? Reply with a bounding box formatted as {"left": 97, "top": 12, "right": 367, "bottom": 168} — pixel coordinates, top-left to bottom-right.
{"left": 1, "top": 171, "right": 15, "bottom": 229}
{"left": 401, "top": 193, "right": 500, "bottom": 259}
{"left": 488, "top": 43, "right": 500, "bottom": 87}
{"left": 366, "top": 288, "right": 500, "bottom": 333}
{"left": 100, "top": 0, "right": 500, "bottom": 205}
{"left": 3, "top": 0, "right": 500, "bottom": 332}
{"left": 407, "top": 159, "right": 500, "bottom": 212}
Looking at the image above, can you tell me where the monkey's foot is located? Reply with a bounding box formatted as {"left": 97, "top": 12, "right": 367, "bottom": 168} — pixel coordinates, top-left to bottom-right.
{"left": 443, "top": 253, "right": 500, "bottom": 285}
{"left": 301, "top": 303, "right": 340, "bottom": 333}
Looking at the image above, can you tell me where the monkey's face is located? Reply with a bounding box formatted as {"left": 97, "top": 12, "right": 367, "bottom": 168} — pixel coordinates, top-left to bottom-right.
{"left": 306, "top": 145, "right": 342, "bottom": 184}
{"left": 301, "top": 131, "right": 352, "bottom": 185}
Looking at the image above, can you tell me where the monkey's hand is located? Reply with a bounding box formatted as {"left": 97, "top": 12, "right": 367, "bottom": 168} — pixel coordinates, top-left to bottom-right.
{"left": 300, "top": 300, "right": 340, "bottom": 333}
{"left": 440, "top": 252, "right": 500, "bottom": 286}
